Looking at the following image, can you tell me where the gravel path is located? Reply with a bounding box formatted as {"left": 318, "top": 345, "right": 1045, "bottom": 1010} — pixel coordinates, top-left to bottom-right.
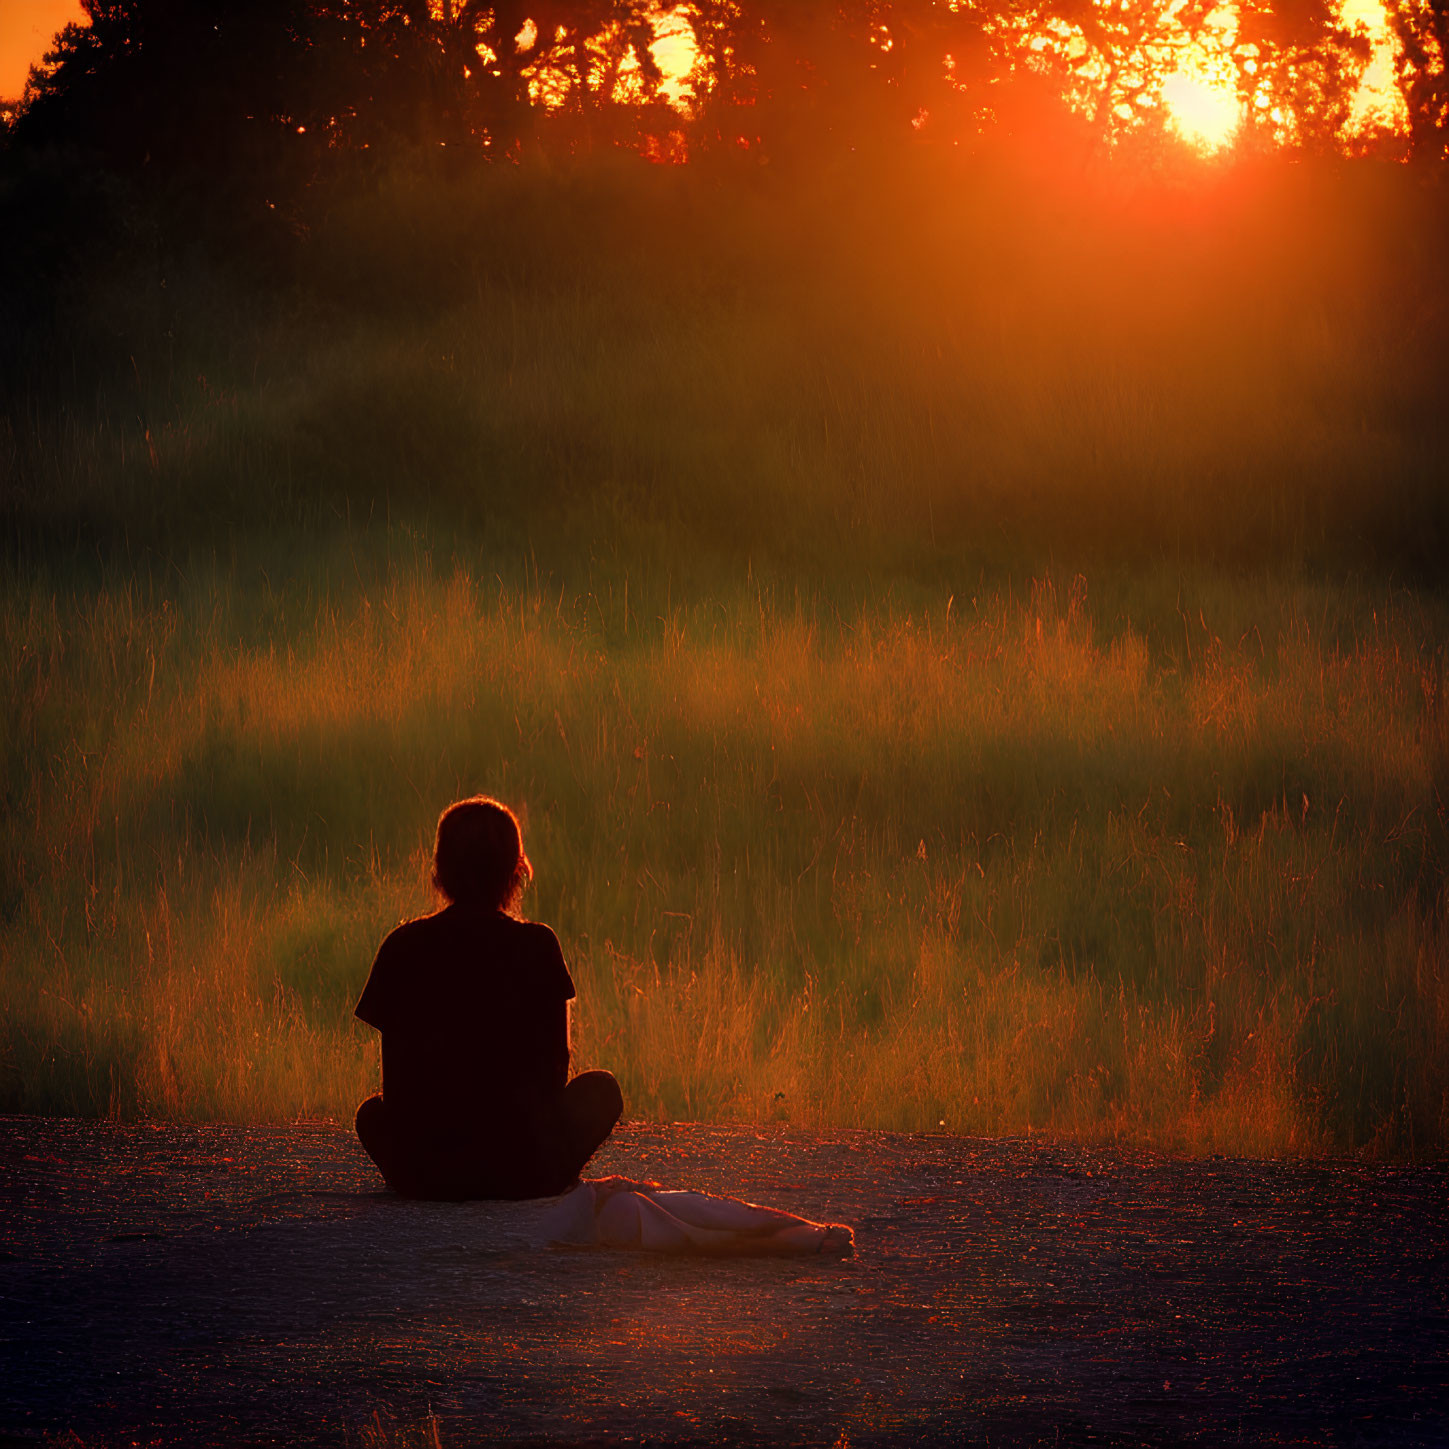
{"left": 1, "top": 1115, "right": 1445, "bottom": 1446}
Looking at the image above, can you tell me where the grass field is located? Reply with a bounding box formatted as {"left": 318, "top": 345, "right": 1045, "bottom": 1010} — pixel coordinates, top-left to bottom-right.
{"left": 3, "top": 155, "right": 1446, "bottom": 1156}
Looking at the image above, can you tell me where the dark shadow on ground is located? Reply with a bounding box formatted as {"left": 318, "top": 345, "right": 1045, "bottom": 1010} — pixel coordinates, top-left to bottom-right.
{"left": 0, "top": 1117, "right": 1445, "bottom": 1446}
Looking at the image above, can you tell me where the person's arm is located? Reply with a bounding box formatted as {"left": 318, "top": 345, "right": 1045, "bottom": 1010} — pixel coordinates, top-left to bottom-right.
{"left": 536, "top": 924, "right": 576, "bottom": 1090}
{"left": 354, "top": 931, "right": 397, "bottom": 1033}
{"left": 354, "top": 932, "right": 398, "bottom": 1098}
{"left": 548, "top": 996, "right": 572, "bottom": 1091}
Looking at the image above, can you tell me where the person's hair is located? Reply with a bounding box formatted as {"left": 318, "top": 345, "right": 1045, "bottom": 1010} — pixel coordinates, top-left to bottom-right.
{"left": 431, "top": 796, "right": 533, "bottom": 912}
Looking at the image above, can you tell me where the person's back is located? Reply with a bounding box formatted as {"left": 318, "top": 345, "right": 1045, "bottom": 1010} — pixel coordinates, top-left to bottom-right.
{"left": 353, "top": 798, "right": 622, "bottom": 1201}
{"left": 358, "top": 905, "right": 572, "bottom": 1125}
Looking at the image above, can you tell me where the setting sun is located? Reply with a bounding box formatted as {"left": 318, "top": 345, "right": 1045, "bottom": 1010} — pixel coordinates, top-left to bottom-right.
{"left": 1162, "top": 66, "right": 1241, "bottom": 151}
{"left": 1159, "top": 6, "right": 1242, "bottom": 154}
{"left": 3, "top": 0, "right": 1449, "bottom": 1438}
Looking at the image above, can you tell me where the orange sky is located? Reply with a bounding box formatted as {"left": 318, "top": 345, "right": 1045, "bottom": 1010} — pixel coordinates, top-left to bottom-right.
{"left": 0, "top": 0, "right": 83, "bottom": 100}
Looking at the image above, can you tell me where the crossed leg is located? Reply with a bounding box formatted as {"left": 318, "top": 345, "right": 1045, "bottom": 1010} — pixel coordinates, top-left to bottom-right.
{"left": 355, "top": 1070, "right": 624, "bottom": 1201}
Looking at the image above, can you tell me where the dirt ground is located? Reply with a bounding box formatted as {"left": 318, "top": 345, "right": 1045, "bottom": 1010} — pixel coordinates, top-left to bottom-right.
{"left": 1, "top": 1115, "right": 1445, "bottom": 1446}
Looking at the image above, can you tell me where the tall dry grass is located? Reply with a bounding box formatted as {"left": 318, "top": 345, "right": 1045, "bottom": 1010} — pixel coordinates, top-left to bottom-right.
{"left": 3, "top": 155, "right": 1446, "bottom": 1155}
{"left": 4, "top": 559, "right": 1444, "bottom": 1154}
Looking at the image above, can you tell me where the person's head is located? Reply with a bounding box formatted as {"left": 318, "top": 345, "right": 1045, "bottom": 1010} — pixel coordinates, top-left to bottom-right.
{"left": 431, "top": 796, "right": 533, "bottom": 913}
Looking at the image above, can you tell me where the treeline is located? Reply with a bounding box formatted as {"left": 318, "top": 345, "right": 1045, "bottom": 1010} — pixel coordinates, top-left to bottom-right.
{"left": 8, "top": 0, "right": 1449, "bottom": 182}
{"left": 3, "top": 0, "right": 1446, "bottom": 306}
{"left": 3, "top": 1, "right": 1448, "bottom": 579}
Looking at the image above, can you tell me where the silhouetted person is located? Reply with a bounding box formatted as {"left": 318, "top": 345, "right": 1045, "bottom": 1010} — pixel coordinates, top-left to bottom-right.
{"left": 354, "top": 797, "right": 623, "bottom": 1200}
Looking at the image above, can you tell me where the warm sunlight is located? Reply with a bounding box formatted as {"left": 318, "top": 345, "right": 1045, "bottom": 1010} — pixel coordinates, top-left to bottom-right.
{"left": 1162, "top": 67, "right": 1241, "bottom": 151}
{"left": 1160, "top": 7, "right": 1242, "bottom": 153}
{"left": 522, "top": 7, "right": 697, "bottom": 113}
{"left": 5, "top": 0, "right": 1449, "bottom": 1433}
{"left": 6, "top": 0, "right": 1425, "bottom": 158}
{"left": 1340, "top": 0, "right": 1411, "bottom": 138}
{"left": 651, "top": 8, "right": 698, "bottom": 109}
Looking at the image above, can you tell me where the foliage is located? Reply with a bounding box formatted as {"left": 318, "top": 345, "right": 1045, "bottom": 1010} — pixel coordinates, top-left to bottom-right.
{"left": 1387, "top": 0, "right": 1449, "bottom": 155}
{"left": 3, "top": 545, "right": 1445, "bottom": 1155}
{"left": 7, "top": 0, "right": 1448, "bottom": 183}
{"left": 1, "top": 157, "right": 1446, "bottom": 1156}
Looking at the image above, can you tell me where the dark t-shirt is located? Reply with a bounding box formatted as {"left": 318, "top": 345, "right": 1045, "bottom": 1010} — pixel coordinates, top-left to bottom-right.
{"left": 355, "top": 905, "right": 575, "bottom": 1143}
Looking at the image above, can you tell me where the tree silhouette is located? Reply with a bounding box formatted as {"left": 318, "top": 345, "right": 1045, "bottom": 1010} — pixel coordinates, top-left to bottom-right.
{"left": 7, "top": 0, "right": 1448, "bottom": 191}
{"left": 1388, "top": 0, "right": 1449, "bottom": 158}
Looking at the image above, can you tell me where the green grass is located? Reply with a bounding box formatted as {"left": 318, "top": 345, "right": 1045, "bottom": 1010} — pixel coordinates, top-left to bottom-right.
{"left": 4, "top": 552, "right": 1445, "bottom": 1154}
{"left": 2, "top": 155, "right": 1446, "bottom": 1156}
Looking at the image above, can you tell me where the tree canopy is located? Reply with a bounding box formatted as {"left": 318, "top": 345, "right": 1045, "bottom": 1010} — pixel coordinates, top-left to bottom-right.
{"left": 9, "top": 0, "right": 1448, "bottom": 177}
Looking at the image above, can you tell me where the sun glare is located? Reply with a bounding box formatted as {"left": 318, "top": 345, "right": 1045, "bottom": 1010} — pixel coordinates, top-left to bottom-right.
{"left": 1, "top": 0, "right": 1420, "bottom": 155}
{"left": 1339, "top": 0, "right": 1411, "bottom": 137}
{"left": 1160, "top": 6, "right": 1242, "bottom": 153}
{"left": 519, "top": 7, "right": 696, "bottom": 113}
{"left": 651, "top": 10, "right": 698, "bottom": 108}
{"left": 1162, "top": 67, "right": 1241, "bottom": 151}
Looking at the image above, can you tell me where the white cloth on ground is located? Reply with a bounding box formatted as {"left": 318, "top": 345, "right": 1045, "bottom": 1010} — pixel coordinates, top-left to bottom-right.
{"left": 537, "top": 1175, "right": 855, "bottom": 1257}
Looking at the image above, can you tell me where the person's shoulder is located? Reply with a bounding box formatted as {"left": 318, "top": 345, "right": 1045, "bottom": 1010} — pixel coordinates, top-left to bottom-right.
{"left": 388, "top": 908, "right": 448, "bottom": 937}
{"left": 508, "top": 917, "right": 564, "bottom": 954}
{"left": 490, "top": 912, "right": 548, "bottom": 936}
{"left": 514, "top": 918, "right": 574, "bottom": 996}
{"left": 357, "top": 910, "right": 446, "bottom": 1028}
{"left": 377, "top": 908, "right": 450, "bottom": 955}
